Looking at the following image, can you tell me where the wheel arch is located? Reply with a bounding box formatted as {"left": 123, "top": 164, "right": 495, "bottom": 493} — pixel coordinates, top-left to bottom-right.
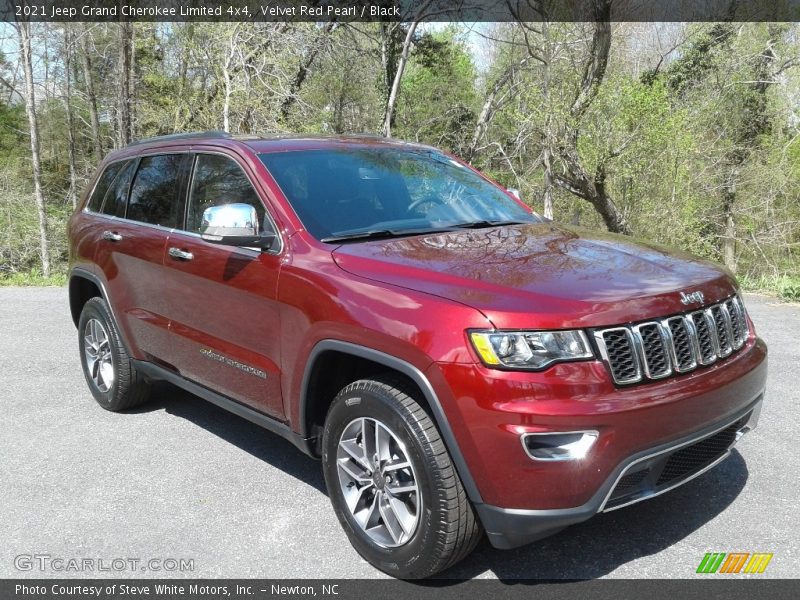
{"left": 68, "top": 269, "right": 133, "bottom": 356}
{"left": 299, "top": 340, "right": 483, "bottom": 504}
{"left": 69, "top": 269, "right": 104, "bottom": 327}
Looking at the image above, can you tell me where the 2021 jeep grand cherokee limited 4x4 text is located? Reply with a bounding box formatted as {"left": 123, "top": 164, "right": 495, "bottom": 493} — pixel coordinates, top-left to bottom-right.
{"left": 67, "top": 132, "right": 767, "bottom": 578}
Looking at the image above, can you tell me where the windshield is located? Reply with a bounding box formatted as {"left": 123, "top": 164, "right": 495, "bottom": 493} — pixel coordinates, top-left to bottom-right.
{"left": 259, "top": 147, "right": 538, "bottom": 242}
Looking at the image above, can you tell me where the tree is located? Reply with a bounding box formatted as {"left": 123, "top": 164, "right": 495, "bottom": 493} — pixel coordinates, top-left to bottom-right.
{"left": 61, "top": 25, "right": 78, "bottom": 208}
{"left": 116, "top": 22, "right": 133, "bottom": 147}
{"left": 16, "top": 20, "right": 50, "bottom": 276}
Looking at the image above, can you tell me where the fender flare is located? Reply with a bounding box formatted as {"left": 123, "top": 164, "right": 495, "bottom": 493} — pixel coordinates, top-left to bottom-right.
{"left": 69, "top": 268, "right": 134, "bottom": 355}
{"left": 299, "top": 339, "right": 483, "bottom": 504}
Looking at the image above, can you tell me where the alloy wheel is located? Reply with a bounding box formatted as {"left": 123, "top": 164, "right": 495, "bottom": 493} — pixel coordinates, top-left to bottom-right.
{"left": 83, "top": 318, "right": 115, "bottom": 393}
{"left": 336, "top": 417, "right": 421, "bottom": 548}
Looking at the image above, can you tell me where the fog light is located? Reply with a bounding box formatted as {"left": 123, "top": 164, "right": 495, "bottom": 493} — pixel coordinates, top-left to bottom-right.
{"left": 521, "top": 431, "right": 599, "bottom": 461}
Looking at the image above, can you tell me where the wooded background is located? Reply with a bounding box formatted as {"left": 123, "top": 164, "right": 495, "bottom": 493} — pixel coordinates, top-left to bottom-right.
{"left": 2, "top": 12, "right": 799, "bottom": 298}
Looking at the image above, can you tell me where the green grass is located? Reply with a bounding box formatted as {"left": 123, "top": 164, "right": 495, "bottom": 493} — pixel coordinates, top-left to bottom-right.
{"left": 739, "top": 273, "right": 800, "bottom": 302}
{"left": 0, "top": 270, "right": 67, "bottom": 287}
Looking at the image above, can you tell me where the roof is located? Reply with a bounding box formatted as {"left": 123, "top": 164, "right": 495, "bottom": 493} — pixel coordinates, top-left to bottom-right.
{"left": 124, "top": 131, "right": 427, "bottom": 154}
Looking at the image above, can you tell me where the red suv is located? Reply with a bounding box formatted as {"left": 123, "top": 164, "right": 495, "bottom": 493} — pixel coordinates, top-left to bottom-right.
{"left": 67, "top": 132, "right": 766, "bottom": 578}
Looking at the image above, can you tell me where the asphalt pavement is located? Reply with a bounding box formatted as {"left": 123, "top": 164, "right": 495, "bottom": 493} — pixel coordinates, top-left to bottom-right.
{"left": 1, "top": 287, "right": 797, "bottom": 579}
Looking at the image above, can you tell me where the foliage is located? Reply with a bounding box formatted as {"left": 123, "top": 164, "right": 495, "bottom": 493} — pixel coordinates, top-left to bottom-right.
{"left": 1, "top": 21, "right": 798, "bottom": 300}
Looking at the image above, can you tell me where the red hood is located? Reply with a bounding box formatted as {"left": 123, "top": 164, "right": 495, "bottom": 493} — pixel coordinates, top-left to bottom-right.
{"left": 331, "top": 223, "right": 738, "bottom": 329}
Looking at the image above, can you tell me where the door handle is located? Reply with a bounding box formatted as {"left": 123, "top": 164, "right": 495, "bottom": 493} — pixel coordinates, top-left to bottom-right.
{"left": 102, "top": 231, "right": 122, "bottom": 242}
{"left": 168, "top": 247, "right": 194, "bottom": 261}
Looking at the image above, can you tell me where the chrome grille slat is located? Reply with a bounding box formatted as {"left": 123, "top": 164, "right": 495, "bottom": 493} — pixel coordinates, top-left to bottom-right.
{"left": 632, "top": 322, "right": 672, "bottom": 379}
{"left": 595, "top": 295, "right": 749, "bottom": 385}
{"left": 663, "top": 316, "right": 697, "bottom": 372}
{"left": 595, "top": 327, "right": 642, "bottom": 384}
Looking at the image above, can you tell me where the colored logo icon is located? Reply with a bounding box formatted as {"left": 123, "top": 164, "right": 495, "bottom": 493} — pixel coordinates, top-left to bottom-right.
{"left": 697, "top": 552, "right": 773, "bottom": 574}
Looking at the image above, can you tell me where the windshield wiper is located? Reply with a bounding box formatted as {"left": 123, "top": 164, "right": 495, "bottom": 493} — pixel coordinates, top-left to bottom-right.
{"left": 321, "top": 227, "right": 456, "bottom": 244}
{"left": 449, "top": 219, "right": 534, "bottom": 229}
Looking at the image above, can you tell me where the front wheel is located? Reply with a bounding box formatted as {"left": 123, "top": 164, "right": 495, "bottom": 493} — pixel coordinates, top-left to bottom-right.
{"left": 322, "top": 376, "right": 482, "bottom": 578}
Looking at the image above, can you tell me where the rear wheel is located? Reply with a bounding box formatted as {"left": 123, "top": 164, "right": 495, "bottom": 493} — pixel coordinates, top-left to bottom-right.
{"left": 322, "top": 376, "right": 482, "bottom": 578}
{"left": 78, "top": 297, "right": 151, "bottom": 411}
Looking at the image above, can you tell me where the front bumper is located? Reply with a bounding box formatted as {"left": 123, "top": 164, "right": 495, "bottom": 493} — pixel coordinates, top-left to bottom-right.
{"left": 477, "top": 395, "right": 762, "bottom": 549}
{"left": 425, "top": 336, "right": 767, "bottom": 549}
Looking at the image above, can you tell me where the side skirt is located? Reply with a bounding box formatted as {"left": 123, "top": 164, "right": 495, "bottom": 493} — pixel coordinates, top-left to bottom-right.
{"left": 133, "top": 360, "right": 316, "bottom": 457}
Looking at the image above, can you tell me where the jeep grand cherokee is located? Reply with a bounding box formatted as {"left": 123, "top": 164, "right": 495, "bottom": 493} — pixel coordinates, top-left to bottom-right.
{"left": 67, "top": 132, "right": 767, "bottom": 578}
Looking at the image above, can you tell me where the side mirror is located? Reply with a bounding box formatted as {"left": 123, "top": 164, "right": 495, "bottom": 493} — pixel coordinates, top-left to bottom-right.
{"left": 507, "top": 188, "right": 521, "bottom": 200}
{"left": 200, "top": 203, "right": 276, "bottom": 250}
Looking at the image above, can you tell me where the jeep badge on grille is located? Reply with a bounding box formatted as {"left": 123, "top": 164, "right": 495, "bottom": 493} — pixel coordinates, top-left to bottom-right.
{"left": 679, "top": 290, "right": 705, "bottom": 305}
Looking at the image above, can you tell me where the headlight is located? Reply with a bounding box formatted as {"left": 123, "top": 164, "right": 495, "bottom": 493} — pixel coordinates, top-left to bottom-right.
{"left": 469, "top": 329, "right": 594, "bottom": 370}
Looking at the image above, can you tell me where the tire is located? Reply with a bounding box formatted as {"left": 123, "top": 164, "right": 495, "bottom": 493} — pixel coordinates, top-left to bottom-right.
{"left": 322, "top": 375, "right": 482, "bottom": 578}
{"left": 78, "top": 297, "right": 152, "bottom": 411}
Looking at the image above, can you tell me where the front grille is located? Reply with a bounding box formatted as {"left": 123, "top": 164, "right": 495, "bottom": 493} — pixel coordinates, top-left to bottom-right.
{"left": 595, "top": 295, "right": 749, "bottom": 385}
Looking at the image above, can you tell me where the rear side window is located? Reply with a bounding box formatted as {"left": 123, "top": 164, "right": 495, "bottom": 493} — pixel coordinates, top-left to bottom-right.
{"left": 87, "top": 161, "right": 126, "bottom": 212}
{"left": 185, "top": 154, "right": 266, "bottom": 233}
{"left": 101, "top": 160, "right": 137, "bottom": 218}
{"left": 127, "top": 154, "right": 186, "bottom": 227}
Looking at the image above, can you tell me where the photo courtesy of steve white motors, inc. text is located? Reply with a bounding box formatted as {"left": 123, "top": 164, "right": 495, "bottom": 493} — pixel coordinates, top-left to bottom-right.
{"left": 15, "top": 2, "right": 401, "bottom": 18}
{"left": 14, "top": 583, "right": 340, "bottom": 597}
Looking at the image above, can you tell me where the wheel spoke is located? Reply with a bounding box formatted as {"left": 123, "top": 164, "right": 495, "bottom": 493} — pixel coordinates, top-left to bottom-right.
{"left": 382, "top": 459, "right": 411, "bottom": 473}
{"left": 337, "top": 458, "right": 371, "bottom": 484}
{"left": 362, "top": 418, "right": 377, "bottom": 468}
{"left": 339, "top": 437, "right": 370, "bottom": 470}
{"left": 375, "top": 422, "right": 392, "bottom": 464}
{"left": 387, "top": 495, "right": 415, "bottom": 537}
{"left": 378, "top": 496, "right": 404, "bottom": 544}
{"left": 386, "top": 481, "right": 417, "bottom": 495}
{"left": 356, "top": 492, "right": 380, "bottom": 529}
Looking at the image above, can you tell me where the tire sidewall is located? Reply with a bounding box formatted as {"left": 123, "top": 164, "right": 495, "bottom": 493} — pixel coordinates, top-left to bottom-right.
{"left": 322, "top": 383, "right": 442, "bottom": 578}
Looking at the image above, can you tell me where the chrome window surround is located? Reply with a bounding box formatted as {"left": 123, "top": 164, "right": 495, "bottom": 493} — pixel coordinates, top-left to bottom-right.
{"left": 594, "top": 295, "right": 749, "bottom": 386}
{"left": 83, "top": 149, "right": 284, "bottom": 256}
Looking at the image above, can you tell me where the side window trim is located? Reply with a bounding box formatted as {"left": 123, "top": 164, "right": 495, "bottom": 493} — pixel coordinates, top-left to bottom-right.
{"left": 85, "top": 159, "right": 126, "bottom": 214}
{"left": 183, "top": 151, "right": 282, "bottom": 254}
{"left": 98, "top": 157, "right": 139, "bottom": 218}
{"left": 118, "top": 157, "right": 139, "bottom": 219}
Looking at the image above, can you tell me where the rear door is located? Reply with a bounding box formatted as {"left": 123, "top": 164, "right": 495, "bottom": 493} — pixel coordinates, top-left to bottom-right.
{"left": 161, "top": 152, "right": 285, "bottom": 418}
{"left": 94, "top": 153, "right": 190, "bottom": 363}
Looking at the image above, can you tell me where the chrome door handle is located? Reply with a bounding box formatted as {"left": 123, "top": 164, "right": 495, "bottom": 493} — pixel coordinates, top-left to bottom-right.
{"left": 168, "top": 247, "right": 194, "bottom": 261}
{"left": 102, "top": 231, "right": 122, "bottom": 242}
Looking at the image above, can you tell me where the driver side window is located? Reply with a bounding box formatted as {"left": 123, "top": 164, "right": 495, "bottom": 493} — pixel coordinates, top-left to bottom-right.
{"left": 186, "top": 154, "right": 267, "bottom": 234}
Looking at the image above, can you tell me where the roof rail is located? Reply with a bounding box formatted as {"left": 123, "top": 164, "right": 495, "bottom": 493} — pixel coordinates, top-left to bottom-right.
{"left": 128, "top": 130, "right": 232, "bottom": 146}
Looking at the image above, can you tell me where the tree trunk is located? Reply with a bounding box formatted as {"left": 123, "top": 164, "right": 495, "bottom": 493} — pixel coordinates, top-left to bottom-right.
{"left": 279, "top": 23, "right": 337, "bottom": 124}
{"left": 18, "top": 22, "right": 51, "bottom": 277}
{"left": 465, "top": 57, "right": 532, "bottom": 163}
{"left": 381, "top": 22, "right": 419, "bottom": 138}
{"left": 381, "top": 0, "right": 433, "bottom": 137}
{"left": 116, "top": 22, "right": 133, "bottom": 148}
{"left": 222, "top": 40, "right": 234, "bottom": 132}
{"left": 547, "top": 1, "right": 630, "bottom": 234}
{"left": 79, "top": 24, "right": 102, "bottom": 161}
{"left": 542, "top": 146, "right": 554, "bottom": 219}
{"left": 62, "top": 25, "right": 78, "bottom": 208}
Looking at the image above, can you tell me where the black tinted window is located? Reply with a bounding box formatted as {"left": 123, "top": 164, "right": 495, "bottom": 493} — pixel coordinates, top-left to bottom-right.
{"left": 186, "top": 154, "right": 265, "bottom": 233}
{"left": 259, "top": 149, "right": 535, "bottom": 240}
{"left": 87, "top": 161, "right": 125, "bottom": 212}
{"left": 101, "top": 160, "right": 137, "bottom": 218}
{"left": 127, "top": 154, "right": 185, "bottom": 227}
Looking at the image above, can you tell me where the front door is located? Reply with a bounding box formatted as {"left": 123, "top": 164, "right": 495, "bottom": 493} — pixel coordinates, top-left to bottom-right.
{"left": 161, "top": 152, "right": 284, "bottom": 418}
